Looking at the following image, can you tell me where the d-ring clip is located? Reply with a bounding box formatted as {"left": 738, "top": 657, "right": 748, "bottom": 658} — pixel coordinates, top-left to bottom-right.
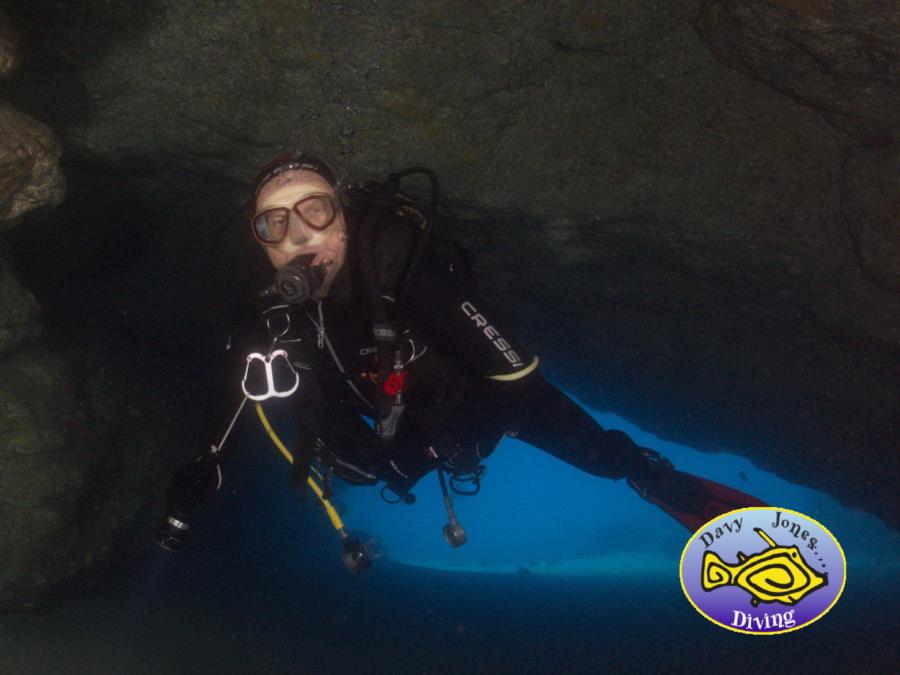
{"left": 241, "top": 349, "right": 300, "bottom": 401}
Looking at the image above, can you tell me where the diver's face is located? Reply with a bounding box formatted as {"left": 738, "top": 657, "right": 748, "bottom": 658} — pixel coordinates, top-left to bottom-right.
{"left": 254, "top": 169, "right": 347, "bottom": 299}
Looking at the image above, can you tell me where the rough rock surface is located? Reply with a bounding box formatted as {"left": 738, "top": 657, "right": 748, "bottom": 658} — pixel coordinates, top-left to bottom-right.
{"left": 841, "top": 145, "right": 900, "bottom": 294}
{"left": 0, "top": 10, "right": 19, "bottom": 78}
{"left": 0, "top": 103, "right": 64, "bottom": 221}
{"left": 0, "top": 0, "right": 898, "bottom": 607}
{"left": 0, "top": 337, "right": 200, "bottom": 611}
{"left": 0, "top": 350, "right": 81, "bottom": 609}
{"left": 0, "top": 7, "right": 128, "bottom": 611}
{"left": 0, "top": 251, "right": 39, "bottom": 354}
{"left": 0, "top": 7, "right": 65, "bottom": 611}
{"left": 697, "top": 0, "right": 900, "bottom": 143}
{"left": 0, "top": 100, "right": 194, "bottom": 609}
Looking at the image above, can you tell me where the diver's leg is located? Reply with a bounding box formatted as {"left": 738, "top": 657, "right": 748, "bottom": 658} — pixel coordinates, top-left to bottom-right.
{"left": 509, "top": 374, "right": 765, "bottom": 530}
{"left": 509, "top": 373, "right": 654, "bottom": 480}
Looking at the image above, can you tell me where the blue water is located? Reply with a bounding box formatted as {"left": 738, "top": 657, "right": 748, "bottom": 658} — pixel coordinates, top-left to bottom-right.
{"left": 311, "top": 392, "right": 900, "bottom": 579}
{"left": 1, "top": 385, "right": 897, "bottom": 673}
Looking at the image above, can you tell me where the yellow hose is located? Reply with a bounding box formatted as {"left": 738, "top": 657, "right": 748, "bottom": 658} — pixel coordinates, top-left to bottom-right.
{"left": 254, "top": 402, "right": 345, "bottom": 531}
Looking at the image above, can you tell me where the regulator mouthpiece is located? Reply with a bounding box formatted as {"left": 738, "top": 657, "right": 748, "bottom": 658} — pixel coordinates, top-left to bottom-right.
{"left": 273, "top": 253, "right": 327, "bottom": 304}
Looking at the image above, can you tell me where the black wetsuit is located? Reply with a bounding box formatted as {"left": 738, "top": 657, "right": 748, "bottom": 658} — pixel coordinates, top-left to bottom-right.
{"left": 201, "top": 218, "right": 653, "bottom": 495}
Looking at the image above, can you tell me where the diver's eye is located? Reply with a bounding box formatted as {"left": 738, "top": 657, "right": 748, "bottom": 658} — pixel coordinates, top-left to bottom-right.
{"left": 252, "top": 207, "right": 290, "bottom": 244}
{"left": 294, "top": 195, "right": 336, "bottom": 230}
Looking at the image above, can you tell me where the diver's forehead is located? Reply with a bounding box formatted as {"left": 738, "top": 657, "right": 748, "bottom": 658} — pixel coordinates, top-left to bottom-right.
{"left": 256, "top": 169, "right": 335, "bottom": 210}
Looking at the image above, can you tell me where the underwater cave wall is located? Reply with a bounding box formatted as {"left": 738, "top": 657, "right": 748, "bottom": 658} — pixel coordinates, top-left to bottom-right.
{"left": 0, "top": 8, "right": 201, "bottom": 610}
{"left": 0, "top": 0, "right": 897, "bottom": 608}
{"left": 0, "top": 9, "right": 82, "bottom": 609}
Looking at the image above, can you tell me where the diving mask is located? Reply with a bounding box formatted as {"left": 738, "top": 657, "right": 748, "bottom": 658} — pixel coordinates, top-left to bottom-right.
{"left": 251, "top": 193, "right": 339, "bottom": 245}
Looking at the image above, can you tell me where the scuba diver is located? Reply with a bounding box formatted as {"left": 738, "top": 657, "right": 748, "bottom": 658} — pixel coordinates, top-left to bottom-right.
{"left": 157, "top": 152, "right": 765, "bottom": 570}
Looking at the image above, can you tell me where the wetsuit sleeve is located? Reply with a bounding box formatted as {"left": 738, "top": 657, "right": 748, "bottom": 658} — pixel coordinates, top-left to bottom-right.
{"left": 160, "top": 300, "right": 269, "bottom": 531}
{"left": 399, "top": 244, "right": 535, "bottom": 464}
{"left": 403, "top": 245, "right": 650, "bottom": 481}
{"left": 404, "top": 245, "right": 538, "bottom": 381}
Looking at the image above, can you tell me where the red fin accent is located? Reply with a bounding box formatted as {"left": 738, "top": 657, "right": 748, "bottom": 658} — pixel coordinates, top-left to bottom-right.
{"left": 633, "top": 473, "right": 768, "bottom": 532}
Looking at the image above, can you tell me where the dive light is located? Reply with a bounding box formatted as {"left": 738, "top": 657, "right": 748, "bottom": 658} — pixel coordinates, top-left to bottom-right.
{"left": 155, "top": 453, "right": 222, "bottom": 552}
{"left": 155, "top": 515, "right": 190, "bottom": 552}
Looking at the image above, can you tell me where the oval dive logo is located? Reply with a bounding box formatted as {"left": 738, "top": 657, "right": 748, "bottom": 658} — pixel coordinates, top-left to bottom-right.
{"left": 679, "top": 507, "right": 846, "bottom": 634}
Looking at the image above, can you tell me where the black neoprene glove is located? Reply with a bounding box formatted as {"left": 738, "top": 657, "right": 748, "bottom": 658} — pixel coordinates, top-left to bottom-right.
{"left": 163, "top": 451, "right": 223, "bottom": 520}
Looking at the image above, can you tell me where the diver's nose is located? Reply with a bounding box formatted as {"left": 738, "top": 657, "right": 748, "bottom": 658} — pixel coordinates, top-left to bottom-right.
{"left": 288, "top": 219, "right": 313, "bottom": 246}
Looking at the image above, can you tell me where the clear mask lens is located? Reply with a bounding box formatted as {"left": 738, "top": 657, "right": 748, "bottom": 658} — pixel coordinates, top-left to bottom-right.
{"left": 252, "top": 194, "right": 337, "bottom": 244}
{"left": 253, "top": 208, "right": 290, "bottom": 244}
{"left": 294, "top": 195, "right": 335, "bottom": 229}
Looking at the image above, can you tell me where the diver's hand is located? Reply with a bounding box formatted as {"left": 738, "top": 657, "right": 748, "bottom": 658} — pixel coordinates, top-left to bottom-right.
{"left": 187, "top": 450, "right": 223, "bottom": 500}
{"left": 439, "top": 440, "right": 485, "bottom": 476}
{"left": 167, "top": 450, "right": 223, "bottom": 514}
{"left": 377, "top": 451, "right": 437, "bottom": 498}
{"left": 442, "top": 451, "right": 481, "bottom": 476}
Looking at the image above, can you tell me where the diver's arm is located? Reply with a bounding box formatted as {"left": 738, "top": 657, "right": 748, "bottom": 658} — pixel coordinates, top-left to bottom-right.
{"left": 399, "top": 249, "right": 539, "bottom": 463}
{"left": 404, "top": 252, "right": 654, "bottom": 480}
{"left": 156, "top": 300, "right": 263, "bottom": 551}
{"left": 403, "top": 246, "right": 537, "bottom": 381}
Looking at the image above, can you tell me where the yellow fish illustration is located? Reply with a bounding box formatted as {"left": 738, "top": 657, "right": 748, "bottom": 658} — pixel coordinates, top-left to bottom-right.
{"left": 702, "top": 528, "right": 828, "bottom": 607}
